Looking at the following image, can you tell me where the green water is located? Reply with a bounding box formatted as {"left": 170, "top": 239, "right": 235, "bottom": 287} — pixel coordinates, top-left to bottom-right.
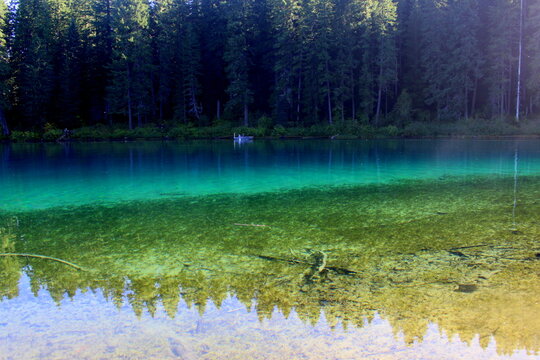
{"left": 1, "top": 140, "right": 540, "bottom": 359}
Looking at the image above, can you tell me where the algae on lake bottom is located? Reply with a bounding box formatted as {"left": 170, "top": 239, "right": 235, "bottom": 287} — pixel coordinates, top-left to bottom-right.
{"left": 0, "top": 174, "right": 539, "bottom": 357}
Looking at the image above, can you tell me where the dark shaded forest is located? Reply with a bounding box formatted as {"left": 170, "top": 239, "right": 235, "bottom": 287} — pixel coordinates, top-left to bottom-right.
{"left": 0, "top": 0, "right": 539, "bottom": 136}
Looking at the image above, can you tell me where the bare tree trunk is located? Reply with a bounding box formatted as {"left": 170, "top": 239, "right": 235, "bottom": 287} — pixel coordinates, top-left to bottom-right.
{"left": 325, "top": 60, "right": 332, "bottom": 125}
{"left": 127, "top": 65, "right": 133, "bottom": 130}
{"left": 516, "top": 0, "right": 524, "bottom": 122}
{"left": 217, "top": 100, "right": 221, "bottom": 121}
{"left": 375, "top": 63, "right": 383, "bottom": 125}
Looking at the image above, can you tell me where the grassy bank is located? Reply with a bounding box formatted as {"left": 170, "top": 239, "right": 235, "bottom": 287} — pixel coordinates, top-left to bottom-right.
{"left": 3, "top": 118, "right": 540, "bottom": 142}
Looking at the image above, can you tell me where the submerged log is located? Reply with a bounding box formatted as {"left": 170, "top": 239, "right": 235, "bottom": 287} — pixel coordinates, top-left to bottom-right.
{"left": 255, "top": 254, "right": 358, "bottom": 276}
{"left": 0, "top": 253, "right": 86, "bottom": 271}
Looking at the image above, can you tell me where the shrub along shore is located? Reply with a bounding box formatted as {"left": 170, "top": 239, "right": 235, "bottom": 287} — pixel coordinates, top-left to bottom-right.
{"left": 3, "top": 118, "right": 540, "bottom": 142}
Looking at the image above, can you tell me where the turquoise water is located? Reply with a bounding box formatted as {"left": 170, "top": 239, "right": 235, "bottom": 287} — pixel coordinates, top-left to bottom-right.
{"left": 1, "top": 139, "right": 540, "bottom": 359}
{"left": 2, "top": 139, "right": 540, "bottom": 211}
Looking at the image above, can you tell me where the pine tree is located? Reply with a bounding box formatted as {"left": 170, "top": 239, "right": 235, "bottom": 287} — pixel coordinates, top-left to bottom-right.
{"left": 0, "top": 0, "right": 10, "bottom": 135}
{"left": 332, "top": 0, "right": 358, "bottom": 123}
{"left": 108, "top": 0, "right": 152, "bottom": 129}
{"left": 302, "top": 0, "right": 336, "bottom": 124}
{"left": 55, "top": 18, "right": 83, "bottom": 127}
{"left": 371, "top": 0, "right": 398, "bottom": 125}
{"left": 181, "top": 2, "right": 202, "bottom": 123}
{"left": 269, "top": 0, "right": 307, "bottom": 124}
{"left": 397, "top": 0, "right": 424, "bottom": 118}
{"left": 485, "top": 0, "right": 519, "bottom": 118}
{"left": 153, "top": 0, "right": 176, "bottom": 121}
{"left": 525, "top": 0, "right": 540, "bottom": 115}
{"left": 198, "top": 0, "right": 227, "bottom": 122}
{"left": 11, "top": 0, "right": 55, "bottom": 127}
{"left": 446, "top": 0, "right": 483, "bottom": 119}
{"left": 89, "top": 0, "right": 114, "bottom": 124}
{"left": 224, "top": 0, "right": 254, "bottom": 126}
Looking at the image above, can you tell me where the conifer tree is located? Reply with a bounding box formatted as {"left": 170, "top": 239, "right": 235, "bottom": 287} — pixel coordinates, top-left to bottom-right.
{"left": 52, "top": 18, "right": 82, "bottom": 127}
{"left": 198, "top": 0, "right": 227, "bottom": 122}
{"left": 0, "top": 0, "right": 539, "bottom": 130}
{"left": 181, "top": 2, "right": 202, "bottom": 122}
{"left": 108, "top": 0, "right": 152, "bottom": 129}
{"left": 269, "top": 0, "right": 306, "bottom": 124}
{"left": 89, "top": 0, "right": 114, "bottom": 124}
{"left": 0, "top": 0, "right": 10, "bottom": 135}
{"left": 371, "top": 0, "right": 398, "bottom": 124}
{"left": 11, "top": 0, "right": 54, "bottom": 127}
{"left": 525, "top": 0, "right": 540, "bottom": 115}
{"left": 224, "top": 0, "right": 254, "bottom": 126}
{"left": 485, "top": 0, "right": 518, "bottom": 118}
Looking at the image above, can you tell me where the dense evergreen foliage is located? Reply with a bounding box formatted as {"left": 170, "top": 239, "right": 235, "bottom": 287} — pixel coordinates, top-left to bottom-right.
{"left": 0, "top": 0, "right": 538, "bottom": 134}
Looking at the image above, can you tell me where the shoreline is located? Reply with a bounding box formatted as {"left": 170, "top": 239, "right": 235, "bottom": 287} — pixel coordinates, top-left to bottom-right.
{"left": 2, "top": 134, "right": 540, "bottom": 143}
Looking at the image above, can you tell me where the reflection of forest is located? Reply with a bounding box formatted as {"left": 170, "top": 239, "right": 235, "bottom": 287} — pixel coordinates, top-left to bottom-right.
{"left": 1, "top": 176, "right": 540, "bottom": 356}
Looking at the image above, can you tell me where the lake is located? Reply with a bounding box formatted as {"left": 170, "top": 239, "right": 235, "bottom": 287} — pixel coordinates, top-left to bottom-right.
{"left": 0, "top": 139, "right": 539, "bottom": 359}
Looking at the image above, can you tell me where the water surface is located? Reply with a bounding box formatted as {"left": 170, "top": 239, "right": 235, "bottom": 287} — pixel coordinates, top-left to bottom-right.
{"left": 1, "top": 140, "right": 539, "bottom": 359}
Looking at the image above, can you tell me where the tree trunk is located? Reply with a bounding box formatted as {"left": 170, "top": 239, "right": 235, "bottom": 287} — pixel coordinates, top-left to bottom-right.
{"left": 217, "top": 99, "right": 221, "bottom": 121}
{"left": 375, "top": 63, "right": 383, "bottom": 125}
{"left": 464, "top": 87, "right": 469, "bottom": 120}
{"left": 351, "top": 70, "right": 355, "bottom": 121}
{"left": 243, "top": 102, "right": 249, "bottom": 127}
{"left": 127, "top": 65, "right": 133, "bottom": 130}
{"left": 106, "top": 102, "right": 112, "bottom": 126}
{"left": 190, "top": 85, "right": 200, "bottom": 120}
{"left": 137, "top": 102, "right": 142, "bottom": 128}
{"left": 516, "top": 0, "right": 524, "bottom": 122}
{"left": 296, "top": 66, "right": 302, "bottom": 125}
{"left": 0, "top": 108, "right": 9, "bottom": 136}
{"left": 471, "top": 77, "right": 478, "bottom": 116}
{"left": 325, "top": 61, "right": 332, "bottom": 125}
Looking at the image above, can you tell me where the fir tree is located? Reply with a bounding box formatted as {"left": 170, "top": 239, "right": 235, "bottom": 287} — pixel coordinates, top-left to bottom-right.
{"left": 525, "top": 0, "right": 540, "bottom": 115}
{"left": 108, "top": 0, "right": 152, "bottom": 129}
{"left": 224, "top": 0, "right": 254, "bottom": 126}
{"left": 11, "top": 0, "right": 55, "bottom": 127}
{"left": 0, "top": 0, "right": 10, "bottom": 135}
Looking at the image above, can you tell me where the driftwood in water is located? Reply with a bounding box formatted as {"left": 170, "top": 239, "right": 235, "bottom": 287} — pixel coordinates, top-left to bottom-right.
{"left": 0, "top": 253, "right": 86, "bottom": 271}
{"left": 255, "top": 254, "right": 358, "bottom": 276}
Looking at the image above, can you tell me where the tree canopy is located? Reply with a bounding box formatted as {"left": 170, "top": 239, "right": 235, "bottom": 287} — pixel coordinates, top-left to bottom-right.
{"left": 0, "top": 0, "right": 538, "bottom": 132}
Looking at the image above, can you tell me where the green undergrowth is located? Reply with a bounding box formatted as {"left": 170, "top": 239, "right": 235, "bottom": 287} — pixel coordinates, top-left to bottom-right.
{"left": 5, "top": 117, "right": 540, "bottom": 142}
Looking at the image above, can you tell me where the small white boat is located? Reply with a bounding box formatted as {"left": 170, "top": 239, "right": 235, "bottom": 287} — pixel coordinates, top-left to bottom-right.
{"left": 233, "top": 133, "right": 254, "bottom": 142}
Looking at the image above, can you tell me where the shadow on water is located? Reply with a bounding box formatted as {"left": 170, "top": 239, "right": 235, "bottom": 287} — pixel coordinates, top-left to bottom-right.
{"left": 1, "top": 173, "right": 540, "bottom": 358}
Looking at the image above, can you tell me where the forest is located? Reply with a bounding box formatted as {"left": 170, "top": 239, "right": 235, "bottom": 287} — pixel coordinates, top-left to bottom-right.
{"left": 0, "top": 0, "right": 539, "bottom": 138}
